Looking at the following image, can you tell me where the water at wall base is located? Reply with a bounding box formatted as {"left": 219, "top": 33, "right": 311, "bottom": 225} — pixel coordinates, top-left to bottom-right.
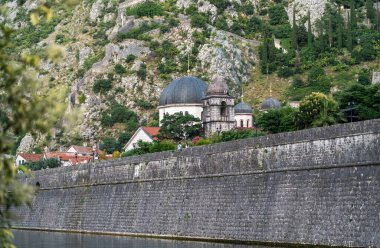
{"left": 13, "top": 230, "right": 273, "bottom": 248}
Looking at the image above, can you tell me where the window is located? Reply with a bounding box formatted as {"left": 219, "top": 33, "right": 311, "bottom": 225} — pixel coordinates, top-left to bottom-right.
{"left": 247, "top": 119, "right": 249, "bottom": 127}
{"left": 240, "top": 119, "right": 243, "bottom": 127}
{"left": 221, "top": 101, "right": 227, "bottom": 117}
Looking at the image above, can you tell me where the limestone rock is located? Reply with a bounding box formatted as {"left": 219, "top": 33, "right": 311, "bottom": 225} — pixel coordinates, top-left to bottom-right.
{"left": 90, "top": 0, "right": 104, "bottom": 21}
{"left": 79, "top": 47, "right": 93, "bottom": 66}
{"left": 17, "top": 134, "right": 34, "bottom": 153}
{"left": 287, "top": 0, "right": 328, "bottom": 31}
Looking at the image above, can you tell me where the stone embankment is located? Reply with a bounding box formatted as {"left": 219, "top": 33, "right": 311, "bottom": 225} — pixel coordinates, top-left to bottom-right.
{"left": 14, "top": 120, "right": 380, "bottom": 247}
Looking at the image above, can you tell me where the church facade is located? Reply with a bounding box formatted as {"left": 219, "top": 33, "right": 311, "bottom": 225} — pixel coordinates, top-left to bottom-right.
{"left": 158, "top": 75, "right": 256, "bottom": 137}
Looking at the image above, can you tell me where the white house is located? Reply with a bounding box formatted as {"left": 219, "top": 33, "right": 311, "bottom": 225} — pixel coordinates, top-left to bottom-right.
{"left": 123, "top": 126, "right": 160, "bottom": 151}
{"left": 15, "top": 153, "right": 43, "bottom": 167}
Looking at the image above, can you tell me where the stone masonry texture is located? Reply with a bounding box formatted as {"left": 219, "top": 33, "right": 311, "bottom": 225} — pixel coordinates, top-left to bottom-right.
{"left": 13, "top": 120, "right": 380, "bottom": 247}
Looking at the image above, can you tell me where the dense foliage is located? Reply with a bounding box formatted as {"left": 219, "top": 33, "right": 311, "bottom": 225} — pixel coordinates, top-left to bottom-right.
{"left": 256, "top": 106, "right": 297, "bottom": 133}
{"left": 121, "top": 140, "right": 176, "bottom": 157}
{"left": 159, "top": 112, "right": 201, "bottom": 141}
{"left": 125, "top": 1, "right": 164, "bottom": 18}
{"left": 25, "top": 158, "right": 60, "bottom": 171}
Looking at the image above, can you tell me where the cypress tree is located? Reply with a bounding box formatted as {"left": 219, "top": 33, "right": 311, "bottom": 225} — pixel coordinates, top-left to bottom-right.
{"left": 292, "top": 6, "right": 298, "bottom": 51}
{"left": 261, "top": 28, "right": 269, "bottom": 74}
{"left": 307, "top": 11, "right": 313, "bottom": 48}
{"left": 347, "top": 12, "right": 353, "bottom": 50}
{"left": 350, "top": 0, "right": 357, "bottom": 30}
{"left": 328, "top": 12, "right": 333, "bottom": 48}
{"left": 366, "top": 0, "right": 376, "bottom": 24}
{"left": 377, "top": 1, "right": 380, "bottom": 30}
{"left": 337, "top": 8, "right": 343, "bottom": 49}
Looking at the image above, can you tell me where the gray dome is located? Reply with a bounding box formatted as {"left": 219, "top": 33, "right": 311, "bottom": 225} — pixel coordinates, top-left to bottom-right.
{"left": 261, "top": 97, "right": 282, "bottom": 110}
{"left": 207, "top": 76, "right": 229, "bottom": 95}
{"left": 159, "top": 76, "right": 207, "bottom": 106}
{"left": 235, "top": 102, "right": 252, "bottom": 114}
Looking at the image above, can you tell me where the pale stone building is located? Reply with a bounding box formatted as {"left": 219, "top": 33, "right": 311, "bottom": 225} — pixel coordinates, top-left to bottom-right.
{"left": 234, "top": 102, "right": 253, "bottom": 128}
{"left": 156, "top": 75, "right": 255, "bottom": 137}
{"left": 202, "top": 76, "right": 235, "bottom": 136}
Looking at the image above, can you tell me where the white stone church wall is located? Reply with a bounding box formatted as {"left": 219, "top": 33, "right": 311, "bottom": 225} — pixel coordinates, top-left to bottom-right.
{"left": 158, "top": 104, "right": 203, "bottom": 125}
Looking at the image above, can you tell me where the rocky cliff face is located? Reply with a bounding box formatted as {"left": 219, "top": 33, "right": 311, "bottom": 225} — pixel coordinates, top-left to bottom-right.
{"left": 8, "top": 0, "right": 328, "bottom": 146}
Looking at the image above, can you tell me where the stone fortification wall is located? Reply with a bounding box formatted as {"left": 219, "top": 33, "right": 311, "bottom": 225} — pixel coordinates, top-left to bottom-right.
{"left": 14, "top": 120, "right": 380, "bottom": 247}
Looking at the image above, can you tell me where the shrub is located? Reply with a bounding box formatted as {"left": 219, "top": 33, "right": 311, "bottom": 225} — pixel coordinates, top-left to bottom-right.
{"left": 195, "top": 138, "right": 212, "bottom": 146}
{"left": 190, "top": 13, "right": 208, "bottom": 28}
{"left": 125, "top": 54, "right": 136, "bottom": 63}
{"left": 101, "top": 104, "right": 138, "bottom": 128}
{"left": 148, "top": 140, "right": 176, "bottom": 153}
{"left": 114, "top": 64, "right": 126, "bottom": 74}
{"left": 93, "top": 79, "right": 112, "bottom": 94}
{"left": 125, "top": 1, "right": 164, "bottom": 17}
{"left": 135, "top": 99, "right": 154, "bottom": 109}
{"left": 268, "top": 4, "right": 288, "bottom": 25}
{"left": 25, "top": 158, "right": 60, "bottom": 171}
{"left": 137, "top": 63, "right": 147, "bottom": 80}
{"left": 78, "top": 94, "right": 86, "bottom": 104}
{"left": 100, "top": 137, "right": 121, "bottom": 154}
{"left": 277, "top": 66, "right": 294, "bottom": 78}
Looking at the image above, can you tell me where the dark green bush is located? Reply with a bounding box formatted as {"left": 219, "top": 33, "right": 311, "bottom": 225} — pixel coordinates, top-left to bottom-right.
{"left": 93, "top": 79, "right": 112, "bottom": 94}
{"left": 114, "top": 64, "right": 126, "bottom": 74}
{"left": 125, "top": 54, "right": 136, "bottom": 63}
{"left": 137, "top": 63, "right": 147, "bottom": 80}
{"left": 125, "top": 1, "right": 164, "bottom": 17}
{"left": 26, "top": 158, "right": 60, "bottom": 171}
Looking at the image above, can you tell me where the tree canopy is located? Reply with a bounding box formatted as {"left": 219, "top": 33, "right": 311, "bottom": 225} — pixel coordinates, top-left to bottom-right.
{"left": 159, "top": 112, "right": 201, "bottom": 141}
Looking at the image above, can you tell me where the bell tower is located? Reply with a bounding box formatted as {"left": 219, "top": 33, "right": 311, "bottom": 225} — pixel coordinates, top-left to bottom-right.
{"left": 202, "top": 76, "right": 235, "bottom": 137}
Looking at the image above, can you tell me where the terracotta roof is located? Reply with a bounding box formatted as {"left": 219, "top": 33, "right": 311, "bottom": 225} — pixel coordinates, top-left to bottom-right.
{"left": 17, "top": 153, "right": 43, "bottom": 162}
{"left": 44, "top": 152, "right": 93, "bottom": 164}
{"left": 142, "top": 126, "right": 160, "bottom": 139}
{"left": 68, "top": 146, "right": 93, "bottom": 154}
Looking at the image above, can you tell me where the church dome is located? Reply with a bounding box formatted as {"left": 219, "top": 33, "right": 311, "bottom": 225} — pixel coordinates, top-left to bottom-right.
{"left": 261, "top": 97, "right": 282, "bottom": 110}
{"left": 235, "top": 102, "right": 252, "bottom": 114}
{"left": 159, "top": 76, "right": 207, "bottom": 106}
{"left": 207, "top": 76, "right": 229, "bottom": 95}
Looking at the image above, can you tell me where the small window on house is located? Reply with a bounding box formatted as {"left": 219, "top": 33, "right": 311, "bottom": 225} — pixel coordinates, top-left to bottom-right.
{"left": 185, "top": 111, "right": 189, "bottom": 115}
{"left": 36, "top": 182, "right": 40, "bottom": 188}
{"left": 240, "top": 120, "right": 243, "bottom": 127}
{"left": 247, "top": 120, "right": 249, "bottom": 127}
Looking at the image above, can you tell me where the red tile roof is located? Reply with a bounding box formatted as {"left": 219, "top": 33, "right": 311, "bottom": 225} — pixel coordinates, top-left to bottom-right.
{"left": 142, "top": 126, "right": 160, "bottom": 138}
{"left": 68, "top": 146, "right": 93, "bottom": 154}
{"left": 44, "top": 152, "right": 93, "bottom": 165}
{"left": 17, "top": 153, "right": 43, "bottom": 162}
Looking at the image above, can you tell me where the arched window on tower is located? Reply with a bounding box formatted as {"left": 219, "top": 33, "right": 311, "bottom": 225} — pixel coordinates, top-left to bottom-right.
{"left": 247, "top": 119, "right": 249, "bottom": 127}
{"left": 240, "top": 119, "right": 243, "bottom": 127}
{"left": 221, "top": 101, "right": 227, "bottom": 117}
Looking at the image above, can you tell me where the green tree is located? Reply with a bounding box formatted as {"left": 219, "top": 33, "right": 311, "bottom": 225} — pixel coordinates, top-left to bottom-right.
{"left": 292, "top": 6, "right": 298, "bottom": 50}
{"left": 125, "top": 1, "right": 164, "bottom": 18}
{"left": 159, "top": 112, "right": 201, "bottom": 141}
{"left": 334, "top": 83, "right": 380, "bottom": 120}
{"left": 268, "top": 4, "right": 289, "bottom": 25}
{"left": 101, "top": 137, "right": 121, "bottom": 154}
{"left": 307, "top": 11, "right": 313, "bottom": 48}
{"left": 114, "top": 64, "right": 126, "bottom": 74}
{"left": 25, "top": 158, "right": 60, "bottom": 171}
{"left": 256, "top": 106, "right": 297, "bottom": 133}
{"left": 0, "top": 3, "right": 66, "bottom": 246}
{"left": 93, "top": 79, "right": 112, "bottom": 94}
{"left": 366, "top": 0, "right": 376, "bottom": 23}
{"left": 295, "top": 92, "right": 345, "bottom": 129}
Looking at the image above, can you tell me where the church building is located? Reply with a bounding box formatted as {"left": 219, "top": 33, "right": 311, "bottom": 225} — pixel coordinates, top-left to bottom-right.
{"left": 158, "top": 75, "right": 254, "bottom": 136}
